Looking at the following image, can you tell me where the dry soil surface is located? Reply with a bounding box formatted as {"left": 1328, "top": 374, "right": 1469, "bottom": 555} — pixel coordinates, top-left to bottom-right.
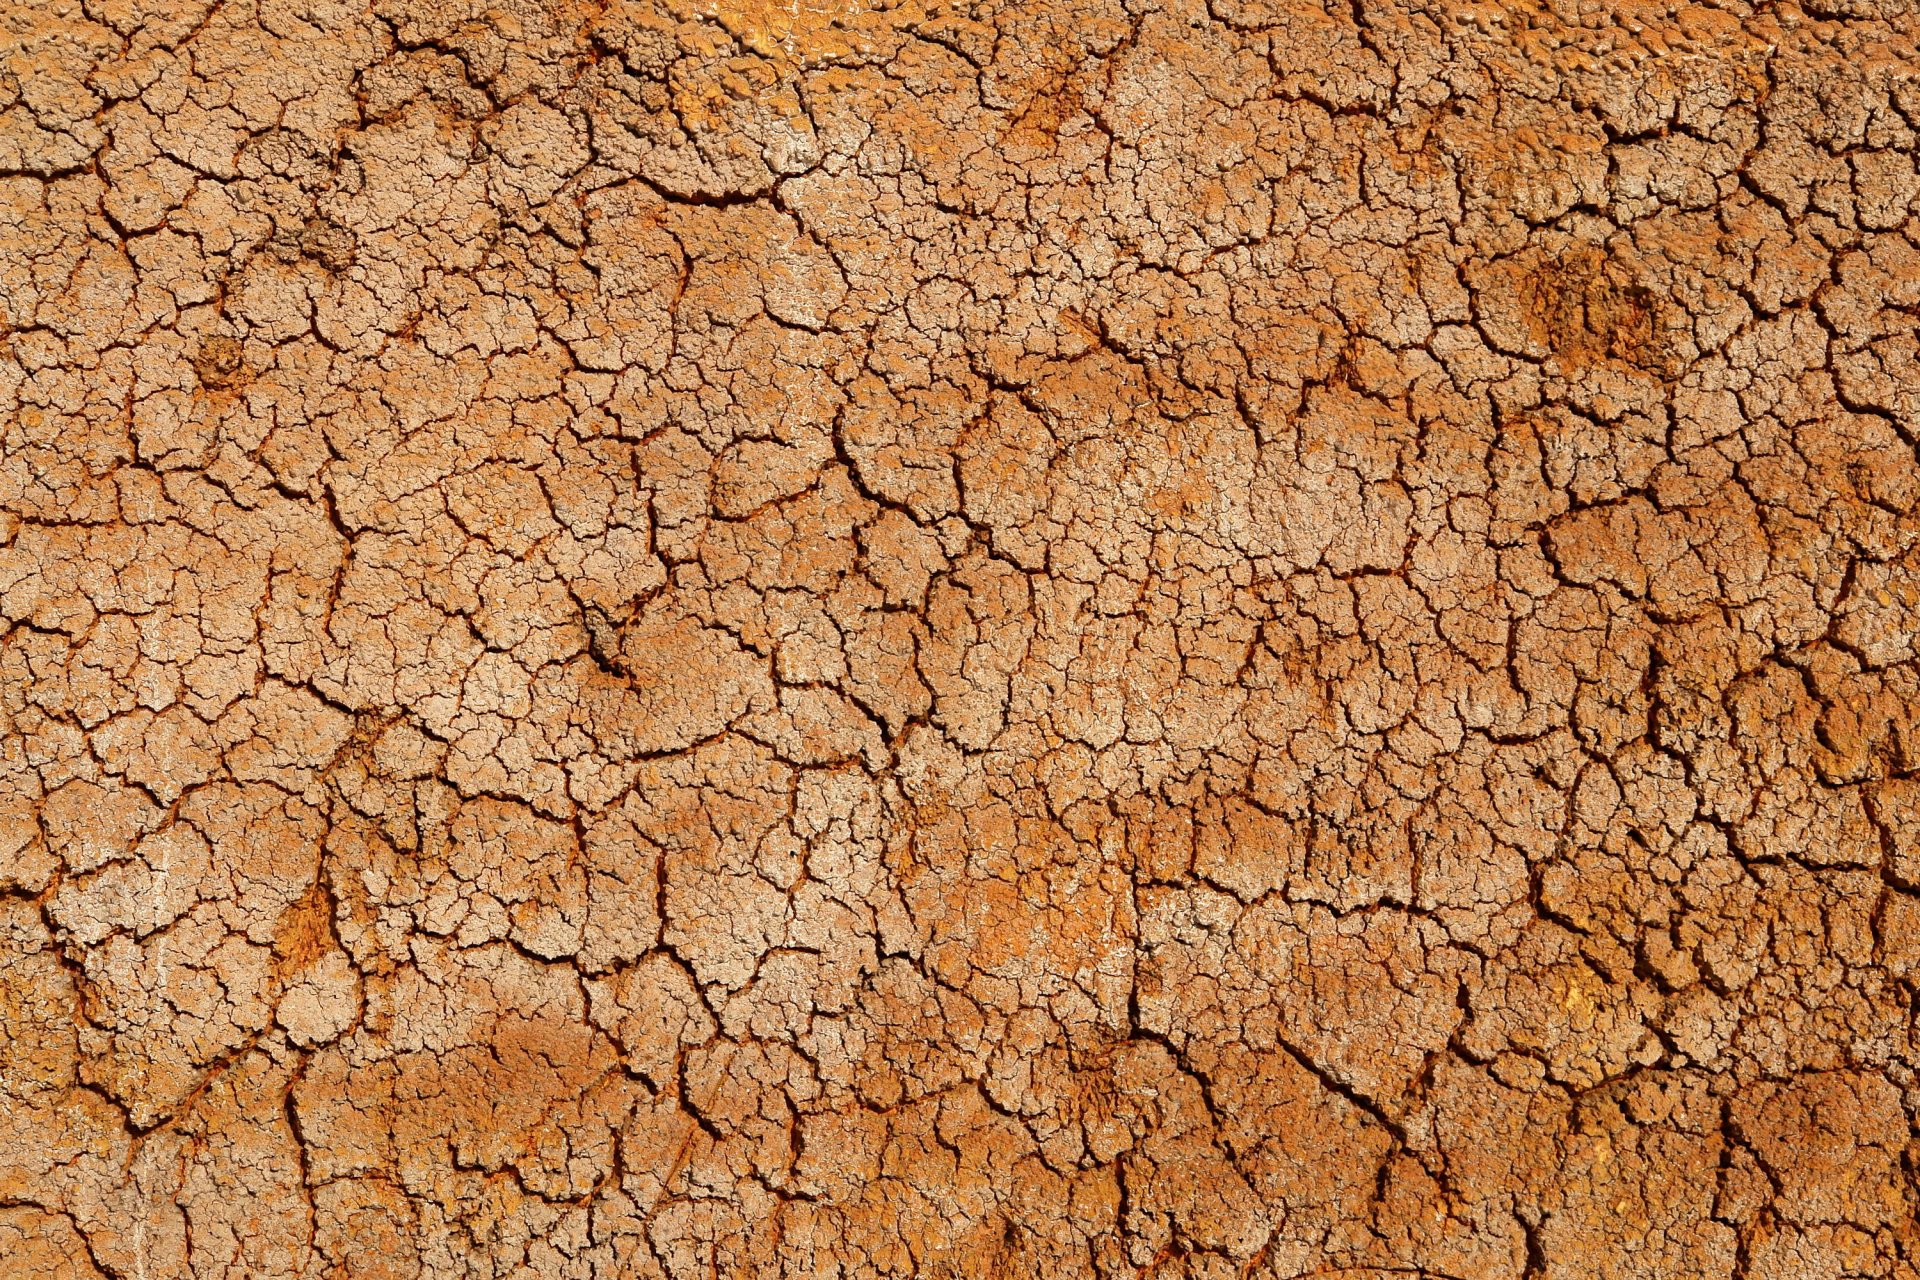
{"left": 5, "top": 0, "right": 1920, "bottom": 1276}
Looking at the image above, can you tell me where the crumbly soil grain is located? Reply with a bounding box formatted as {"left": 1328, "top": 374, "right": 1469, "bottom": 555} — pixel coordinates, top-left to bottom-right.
{"left": 4, "top": 0, "right": 1920, "bottom": 1276}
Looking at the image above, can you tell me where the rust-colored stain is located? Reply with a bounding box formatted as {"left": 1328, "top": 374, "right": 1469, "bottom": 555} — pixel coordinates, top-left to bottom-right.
{"left": 702, "top": 0, "right": 878, "bottom": 59}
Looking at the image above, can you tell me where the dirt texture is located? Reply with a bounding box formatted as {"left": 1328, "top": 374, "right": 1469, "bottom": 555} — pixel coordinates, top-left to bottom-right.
{"left": 5, "top": 0, "right": 1920, "bottom": 1276}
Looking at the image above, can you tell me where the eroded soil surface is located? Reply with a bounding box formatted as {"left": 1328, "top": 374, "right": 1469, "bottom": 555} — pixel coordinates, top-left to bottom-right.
{"left": 5, "top": 0, "right": 1920, "bottom": 1275}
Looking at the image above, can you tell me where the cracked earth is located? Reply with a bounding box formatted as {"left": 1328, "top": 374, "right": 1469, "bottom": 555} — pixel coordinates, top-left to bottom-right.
{"left": 4, "top": 0, "right": 1920, "bottom": 1276}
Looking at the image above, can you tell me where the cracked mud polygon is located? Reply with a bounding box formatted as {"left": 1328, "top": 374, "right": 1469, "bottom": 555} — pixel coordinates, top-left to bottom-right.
{"left": 5, "top": 0, "right": 1920, "bottom": 1276}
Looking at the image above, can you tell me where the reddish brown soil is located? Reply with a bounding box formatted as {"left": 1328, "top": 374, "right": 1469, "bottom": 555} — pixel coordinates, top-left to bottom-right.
{"left": 5, "top": 0, "right": 1920, "bottom": 1276}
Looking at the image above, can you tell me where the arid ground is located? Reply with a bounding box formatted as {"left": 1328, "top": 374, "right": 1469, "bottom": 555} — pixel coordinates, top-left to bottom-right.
{"left": 5, "top": 0, "right": 1920, "bottom": 1275}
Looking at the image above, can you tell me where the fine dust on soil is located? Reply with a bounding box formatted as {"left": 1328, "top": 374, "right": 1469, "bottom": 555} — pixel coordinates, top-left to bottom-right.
{"left": 4, "top": 0, "right": 1920, "bottom": 1277}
